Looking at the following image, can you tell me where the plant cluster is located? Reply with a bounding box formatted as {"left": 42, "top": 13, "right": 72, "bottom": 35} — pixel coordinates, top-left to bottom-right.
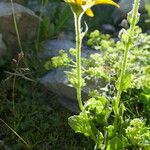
{"left": 1, "top": 0, "right": 150, "bottom": 149}
{"left": 126, "top": 118, "right": 150, "bottom": 149}
{"left": 47, "top": 8, "right": 150, "bottom": 115}
{"left": 45, "top": 0, "right": 150, "bottom": 149}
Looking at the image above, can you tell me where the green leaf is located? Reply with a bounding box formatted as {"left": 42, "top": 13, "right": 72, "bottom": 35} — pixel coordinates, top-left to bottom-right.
{"left": 122, "top": 73, "right": 133, "bottom": 91}
{"left": 95, "top": 131, "right": 104, "bottom": 149}
{"left": 106, "top": 136, "right": 123, "bottom": 150}
{"left": 69, "top": 48, "right": 76, "bottom": 56}
{"left": 140, "top": 93, "right": 150, "bottom": 112}
{"left": 126, "top": 118, "right": 150, "bottom": 148}
{"left": 119, "top": 103, "right": 126, "bottom": 117}
{"left": 84, "top": 97, "right": 107, "bottom": 115}
{"left": 127, "top": 10, "right": 140, "bottom": 26}
{"left": 106, "top": 125, "right": 115, "bottom": 138}
{"left": 68, "top": 112, "right": 92, "bottom": 137}
{"left": 119, "top": 29, "right": 128, "bottom": 42}
{"left": 116, "top": 72, "right": 133, "bottom": 92}
{"left": 121, "top": 135, "right": 128, "bottom": 148}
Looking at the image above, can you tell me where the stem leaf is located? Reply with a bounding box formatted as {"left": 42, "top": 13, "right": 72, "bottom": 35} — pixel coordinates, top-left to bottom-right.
{"left": 68, "top": 112, "right": 92, "bottom": 137}
{"left": 116, "top": 72, "right": 132, "bottom": 92}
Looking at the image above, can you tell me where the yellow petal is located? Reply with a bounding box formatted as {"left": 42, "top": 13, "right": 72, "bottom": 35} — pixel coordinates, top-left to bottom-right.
{"left": 85, "top": 8, "right": 94, "bottom": 17}
{"left": 76, "top": 0, "right": 82, "bottom": 5}
{"left": 94, "top": 0, "right": 120, "bottom": 8}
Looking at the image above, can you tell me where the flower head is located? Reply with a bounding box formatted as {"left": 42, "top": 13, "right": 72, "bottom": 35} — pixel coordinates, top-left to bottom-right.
{"left": 65, "top": 0, "right": 119, "bottom": 17}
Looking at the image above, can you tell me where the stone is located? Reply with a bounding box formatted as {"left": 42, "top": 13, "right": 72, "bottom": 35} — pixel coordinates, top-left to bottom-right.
{"left": 41, "top": 33, "right": 96, "bottom": 59}
{"left": 42, "top": 39, "right": 75, "bottom": 58}
{"left": 112, "top": 0, "right": 145, "bottom": 24}
{"left": 100, "top": 24, "right": 116, "bottom": 34}
{"left": 27, "top": 1, "right": 70, "bottom": 17}
{"left": 40, "top": 67, "right": 105, "bottom": 112}
{"left": 146, "top": 30, "right": 150, "bottom": 34}
{"left": 40, "top": 69, "right": 88, "bottom": 112}
{"left": 0, "top": 34, "right": 7, "bottom": 57}
{"left": 0, "top": 2, "right": 40, "bottom": 51}
{"left": 26, "top": 0, "right": 40, "bottom": 14}
{"left": 41, "top": 69, "right": 89, "bottom": 102}
{"left": 0, "top": 0, "right": 24, "bottom": 5}
{"left": 40, "top": 69, "right": 78, "bottom": 102}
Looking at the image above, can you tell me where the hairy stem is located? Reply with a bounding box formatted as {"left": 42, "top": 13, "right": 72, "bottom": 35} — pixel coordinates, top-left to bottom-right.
{"left": 114, "top": 0, "right": 140, "bottom": 127}
{"left": 74, "top": 13, "right": 84, "bottom": 111}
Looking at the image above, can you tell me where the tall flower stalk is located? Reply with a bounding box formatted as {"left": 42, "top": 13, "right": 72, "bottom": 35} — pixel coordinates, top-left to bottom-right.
{"left": 62, "top": 0, "right": 143, "bottom": 149}
{"left": 74, "top": 13, "right": 84, "bottom": 110}
{"left": 65, "top": 0, "right": 119, "bottom": 111}
{"left": 114, "top": 0, "right": 140, "bottom": 128}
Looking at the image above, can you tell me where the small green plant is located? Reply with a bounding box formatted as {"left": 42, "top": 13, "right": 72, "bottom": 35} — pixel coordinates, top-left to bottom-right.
{"left": 126, "top": 118, "right": 150, "bottom": 150}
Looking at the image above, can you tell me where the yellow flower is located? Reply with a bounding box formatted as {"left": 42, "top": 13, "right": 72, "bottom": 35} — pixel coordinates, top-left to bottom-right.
{"left": 65, "top": 0, "right": 120, "bottom": 17}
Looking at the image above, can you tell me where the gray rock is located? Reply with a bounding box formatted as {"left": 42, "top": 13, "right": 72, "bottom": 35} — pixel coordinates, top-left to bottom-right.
{"left": 40, "top": 68, "right": 105, "bottom": 112}
{"left": 41, "top": 68, "right": 91, "bottom": 100}
{"left": 0, "top": 2, "right": 39, "bottom": 51}
{"left": 146, "top": 30, "right": 150, "bottom": 34}
{"left": 41, "top": 36, "right": 96, "bottom": 59}
{"left": 100, "top": 24, "right": 116, "bottom": 34}
{"left": 27, "top": 1, "right": 71, "bottom": 19}
{"left": 41, "top": 69, "right": 77, "bottom": 100}
{"left": 0, "top": 0, "right": 24, "bottom": 5}
{"left": 40, "top": 69, "right": 88, "bottom": 112}
{"left": 42, "top": 39, "right": 75, "bottom": 58}
{"left": 112, "top": 0, "right": 145, "bottom": 24}
{"left": 40, "top": 69, "right": 79, "bottom": 112}
{"left": 26, "top": 0, "right": 40, "bottom": 14}
{"left": 0, "top": 34, "right": 7, "bottom": 57}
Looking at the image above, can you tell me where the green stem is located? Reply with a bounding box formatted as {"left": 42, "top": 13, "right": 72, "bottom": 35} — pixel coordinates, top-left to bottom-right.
{"left": 0, "top": 118, "right": 31, "bottom": 149}
{"left": 74, "top": 13, "right": 84, "bottom": 111}
{"left": 36, "top": 0, "right": 45, "bottom": 52}
{"left": 10, "top": 0, "right": 23, "bottom": 52}
{"left": 12, "top": 73, "right": 16, "bottom": 112}
{"left": 114, "top": 0, "right": 140, "bottom": 127}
